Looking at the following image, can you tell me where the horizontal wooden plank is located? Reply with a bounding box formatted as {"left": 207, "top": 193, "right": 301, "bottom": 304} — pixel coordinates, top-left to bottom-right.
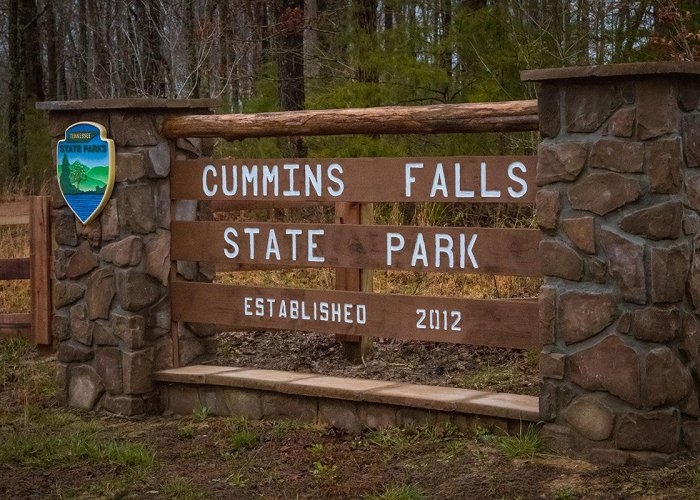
{"left": 163, "top": 100, "right": 538, "bottom": 139}
{"left": 173, "top": 221, "right": 541, "bottom": 276}
{"left": 172, "top": 156, "right": 536, "bottom": 204}
{"left": 0, "top": 313, "right": 32, "bottom": 327}
{"left": 0, "top": 201, "right": 30, "bottom": 226}
{"left": 0, "top": 327, "right": 31, "bottom": 339}
{"left": 171, "top": 282, "right": 539, "bottom": 349}
{"left": 211, "top": 200, "right": 334, "bottom": 211}
{"left": 0, "top": 258, "right": 30, "bottom": 280}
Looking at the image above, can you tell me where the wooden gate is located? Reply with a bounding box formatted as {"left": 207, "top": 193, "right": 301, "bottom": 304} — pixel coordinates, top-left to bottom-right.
{"left": 0, "top": 196, "right": 52, "bottom": 345}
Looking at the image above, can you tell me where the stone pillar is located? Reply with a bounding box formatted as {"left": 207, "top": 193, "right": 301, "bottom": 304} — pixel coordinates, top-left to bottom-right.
{"left": 522, "top": 63, "right": 700, "bottom": 463}
{"left": 39, "top": 99, "right": 218, "bottom": 415}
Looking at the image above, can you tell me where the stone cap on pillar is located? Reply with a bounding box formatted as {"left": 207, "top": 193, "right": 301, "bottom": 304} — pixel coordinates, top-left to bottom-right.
{"left": 521, "top": 61, "right": 700, "bottom": 82}
{"left": 37, "top": 99, "right": 220, "bottom": 141}
{"left": 36, "top": 98, "right": 219, "bottom": 112}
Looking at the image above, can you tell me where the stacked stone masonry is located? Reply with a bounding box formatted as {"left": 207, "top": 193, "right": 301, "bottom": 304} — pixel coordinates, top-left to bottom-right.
{"left": 530, "top": 65, "right": 700, "bottom": 463}
{"left": 155, "top": 366, "right": 539, "bottom": 435}
{"left": 48, "top": 101, "right": 217, "bottom": 416}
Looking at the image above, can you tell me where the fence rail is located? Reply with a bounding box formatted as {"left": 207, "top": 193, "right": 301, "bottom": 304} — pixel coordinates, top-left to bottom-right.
{"left": 0, "top": 200, "right": 30, "bottom": 225}
{"left": 0, "top": 196, "right": 52, "bottom": 346}
{"left": 163, "top": 100, "right": 539, "bottom": 140}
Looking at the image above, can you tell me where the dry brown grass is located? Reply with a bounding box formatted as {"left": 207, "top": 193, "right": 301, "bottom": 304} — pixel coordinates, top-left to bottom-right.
{"left": 217, "top": 269, "right": 540, "bottom": 300}
{"left": 0, "top": 177, "right": 47, "bottom": 201}
{"left": 0, "top": 226, "right": 31, "bottom": 314}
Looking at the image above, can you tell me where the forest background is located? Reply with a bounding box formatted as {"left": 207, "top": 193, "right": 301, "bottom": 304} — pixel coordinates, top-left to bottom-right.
{"left": 1, "top": 0, "right": 699, "bottom": 191}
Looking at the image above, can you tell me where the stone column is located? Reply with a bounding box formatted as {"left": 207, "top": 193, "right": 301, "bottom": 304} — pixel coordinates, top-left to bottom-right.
{"left": 522, "top": 63, "right": 700, "bottom": 464}
{"left": 39, "top": 99, "right": 218, "bottom": 416}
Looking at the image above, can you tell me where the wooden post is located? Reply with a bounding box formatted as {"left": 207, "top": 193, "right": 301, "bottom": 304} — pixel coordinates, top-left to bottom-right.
{"left": 335, "top": 202, "right": 373, "bottom": 363}
{"left": 169, "top": 142, "right": 181, "bottom": 368}
{"left": 29, "top": 196, "right": 52, "bottom": 346}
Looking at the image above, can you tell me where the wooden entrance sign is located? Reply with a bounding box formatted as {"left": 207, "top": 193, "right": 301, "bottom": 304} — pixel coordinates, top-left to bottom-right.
{"left": 170, "top": 154, "right": 540, "bottom": 352}
{"left": 172, "top": 156, "right": 536, "bottom": 203}
{"left": 172, "top": 282, "right": 539, "bottom": 350}
{"left": 172, "top": 221, "right": 541, "bottom": 276}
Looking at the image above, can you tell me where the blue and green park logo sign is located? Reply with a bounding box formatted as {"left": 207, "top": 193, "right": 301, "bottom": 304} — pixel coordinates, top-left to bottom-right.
{"left": 57, "top": 122, "right": 115, "bottom": 224}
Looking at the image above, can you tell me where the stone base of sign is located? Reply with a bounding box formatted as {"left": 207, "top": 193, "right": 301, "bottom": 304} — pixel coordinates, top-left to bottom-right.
{"left": 154, "top": 365, "right": 538, "bottom": 435}
{"left": 40, "top": 99, "right": 219, "bottom": 415}
{"left": 523, "top": 62, "right": 700, "bottom": 462}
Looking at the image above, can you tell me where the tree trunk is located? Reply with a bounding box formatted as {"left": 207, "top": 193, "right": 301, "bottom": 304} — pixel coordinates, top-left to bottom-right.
{"left": 78, "top": 0, "right": 88, "bottom": 98}
{"left": 89, "top": 0, "right": 109, "bottom": 96}
{"left": 8, "top": 0, "right": 22, "bottom": 178}
{"left": 45, "top": 2, "right": 57, "bottom": 100}
{"left": 276, "top": 0, "right": 307, "bottom": 157}
{"left": 185, "top": 0, "right": 200, "bottom": 97}
{"left": 21, "top": 0, "right": 44, "bottom": 101}
{"left": 133, "top": 0, "right": 167, "bottom": 96}
{"left": 304, "top": 0, "right": 320, "bottom": 79}
{"left": 354, "top": 0, "right": 378, "bottom": 83}
{"left": 439, "top": 0, "right": 452, "bottom": 82}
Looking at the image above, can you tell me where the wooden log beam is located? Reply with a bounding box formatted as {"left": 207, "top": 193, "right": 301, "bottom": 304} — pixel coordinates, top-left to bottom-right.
{"left": 0, "top": 258, "right": 30, "bottom": 280}
{"left": 163, "top": 100, "right": 539, "bottom": 140}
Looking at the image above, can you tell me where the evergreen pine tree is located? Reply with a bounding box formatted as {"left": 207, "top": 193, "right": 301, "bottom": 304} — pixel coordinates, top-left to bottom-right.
{"left": 59, "top": 154, "right": 72, "bottom": 191}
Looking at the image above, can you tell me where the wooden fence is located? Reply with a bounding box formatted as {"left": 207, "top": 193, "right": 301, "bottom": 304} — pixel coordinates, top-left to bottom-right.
{"left": 164, "top": 100, "right": 541, "bottom": 363}
{"left": 0, "top": 197, "right": 52, "bottom": 345}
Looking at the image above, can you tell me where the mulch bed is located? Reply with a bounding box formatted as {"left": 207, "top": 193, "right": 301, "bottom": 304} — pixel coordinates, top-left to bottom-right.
{"left": 215, "top": 330, "right": 540, "bottom": 395}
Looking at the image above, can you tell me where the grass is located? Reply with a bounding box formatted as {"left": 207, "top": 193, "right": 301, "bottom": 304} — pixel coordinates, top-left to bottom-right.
{"left": 438, "top": 439, "right": 468, "bottom": 463}
{"left": 691, "top": 466, "right": 700, "bottom": 487}
{"left": 0, "top": 337, "right": 57, "bottom": 424}
{"left": 496, "top": 425, "right": 544, "bottom": 459}
{"left": 0, "top": 422, "right": 154, "bottom": 470}
{"left": 308, "top": 442, "right": 325, "bottom": 456}
{"left": 311, "top": 460, "right": 338, "bottom": 481}
{"left": 226, "top": 472, "right": 249, "bottom": 487}
{"left": 162, "top": 477, "right": 205, "bottom": 500}
{"left": 364, "top": 427, "right": 416, "bottom": 451}
{"left": 553, "top": 488, "right": 579, "bottom": 500}
{"left": 178, "top": 424, "right": 195, "bottom": 439}
{"left": 225, "top": 417, "right": 258, "bottom": 456}
{"left": 271, "top": 418, "right": 309, "bottom": 436}
{"left": 459, "top": 364, "right": 524, "bottom": 393}
{"left": 366, "top": 484, "right": 428, "bottom": 500}
{"left": 192, "top": 405, "right": 210, "bottom": 421}
{"left": 0, "top": 339, "right": 154, "bottom": 476}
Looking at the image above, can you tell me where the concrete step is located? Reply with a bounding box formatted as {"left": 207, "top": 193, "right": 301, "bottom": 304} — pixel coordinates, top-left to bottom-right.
{"left": 155, "top": 365, "right": 540, "bottom": 430}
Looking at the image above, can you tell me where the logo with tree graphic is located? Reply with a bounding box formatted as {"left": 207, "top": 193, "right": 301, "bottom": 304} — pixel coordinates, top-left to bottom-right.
{"left": 57, "top": 122, "right": 115, "bottom": 224}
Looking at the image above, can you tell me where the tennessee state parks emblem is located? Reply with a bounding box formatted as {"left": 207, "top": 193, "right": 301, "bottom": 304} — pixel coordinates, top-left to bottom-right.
{"left": 57, "top": 122, "right": 115, "bottom": 225}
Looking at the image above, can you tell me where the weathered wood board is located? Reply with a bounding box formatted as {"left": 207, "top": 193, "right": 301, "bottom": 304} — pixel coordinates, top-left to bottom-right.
{"left": 171, "top": 221, "right": 541, "bottom": 276}
{"left": 172, "top": 156, "right": 536, "bottom": 204}
{"left": 30, "top": 196, "right": 52, "bottom": 345}
{"left": 171, "top": 282, "right": 539, "bottom": 349}
{"left": 0, "top": 201, "right": 30, "bottom": 226}
{"left": 0, "top": 258, "right": 30, "bottom": 280}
